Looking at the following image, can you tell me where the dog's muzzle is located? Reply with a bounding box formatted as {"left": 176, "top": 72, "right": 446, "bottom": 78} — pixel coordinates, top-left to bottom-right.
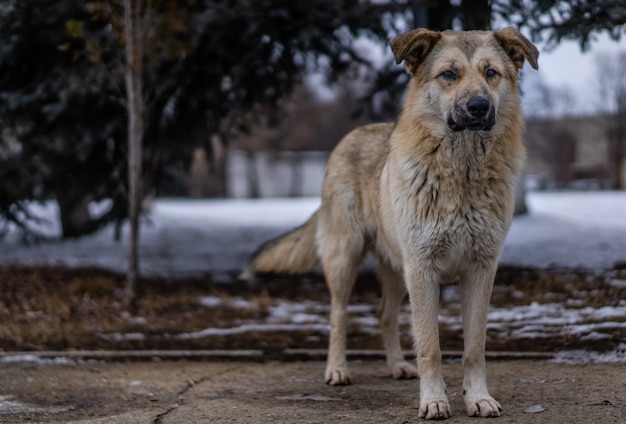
{"left": 448, "top": 96, "right": 495, "bottom": 132}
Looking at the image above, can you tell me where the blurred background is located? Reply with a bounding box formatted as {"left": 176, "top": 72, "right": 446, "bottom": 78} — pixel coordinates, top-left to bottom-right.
{"left": 1, "top": 1, "right": 624, "bottom": 241}
{"left": 0, "top": 0, "right": 625, "bottom": 362}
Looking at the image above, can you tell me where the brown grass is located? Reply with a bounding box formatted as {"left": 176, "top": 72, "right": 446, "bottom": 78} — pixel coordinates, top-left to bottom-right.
{"left": 0, "top": 264, "right": 623, "bottom": 353}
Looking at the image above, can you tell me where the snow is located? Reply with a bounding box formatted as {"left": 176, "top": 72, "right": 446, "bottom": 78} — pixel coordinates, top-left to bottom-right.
{"left": 0, "top": 197, "right": 321, "bottom": 277}
{"left": 0, "top": 395, "right": 70, "bottom": 415}
{"left": 78, "top": 279, "right": 625, "bottom": 362}
{"left": 0, "top": 355, "right": 75, "bottom": 366}
{"left": 501, "top": 191, "right": 626, "bottom": 270}
{"left": 175, "top": 323, "right": 329, "bottom": 339}
{"left": 99, "top": 332, "right": 146, "bottom": 342}
{"left": 1, "top": 191, "right": 625, "bottom": 276}
{"left": 551, "top": 349, "right": 626, "bottom": 364}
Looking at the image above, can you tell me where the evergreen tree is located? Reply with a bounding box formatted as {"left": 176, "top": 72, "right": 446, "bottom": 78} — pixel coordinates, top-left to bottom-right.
{"left": 0, "top": 0, "right": 401, "bottom": 238}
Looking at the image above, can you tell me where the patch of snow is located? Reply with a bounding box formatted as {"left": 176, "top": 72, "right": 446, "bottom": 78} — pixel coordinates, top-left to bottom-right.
{"left": 289, "top": 312, "right": 326, "bottom": 324}
{"left": 563, "top": 322, "right": 626, "bottom": 336}
{"left": 199, "top": 296, "right": 222, "bottom": 308}
{"left": 352, "top": 316, "right": 381, "bottom": 328}
{"left": 199, "top": 296, "right": 258, "bottom": 310}
{"left": 347, "top": 304, "right": 377, "bottom": 314}
{"left": 98, "top": 332, "right": 146, "bottom": 342}
{"left": 0, "top": 355, "right": 76, "bottom": 365}
{"left": 230, "top": 298, "right": 253, "bottom": 309}
{"left": 267, "top": 300, "right": 327, "bottom": 322}
{"left": 551, "top": 350, "right": 626, "bottom": 364}
{"left": 126, "top": 316, "right": 147, "bottom": 326}
{"left": 436, "top": 300, "right": 626, "bottom": 343}
{"left": 175, "top": 323, "right": 329, "bottom": 339}
{"left": 0, "top": 395, "right": 71, "bottom": 415}
{"left": 608, "top": 279, "right": 626, "bottom": 289}
{"left": 579, "top": 332, "right": 612, "bottom": 341}
{"left": 500, "top": 191, "right": 626, "bottom": 270}
{"left": 1, "top": 192, "right": 625, "bottom": 276}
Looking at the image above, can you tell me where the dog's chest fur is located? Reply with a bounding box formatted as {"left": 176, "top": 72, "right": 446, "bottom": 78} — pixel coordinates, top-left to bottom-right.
{"left": 379, "top": 130, "right": 518, "bottom": 276}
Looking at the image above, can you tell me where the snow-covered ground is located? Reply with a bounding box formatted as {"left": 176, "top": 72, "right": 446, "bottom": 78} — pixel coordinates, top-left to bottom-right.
{"left": 1, "top": 191, "right": 625, "bottom": 276}
{"left": 501, "top": 191, "right": 626, "bottom": 270}
{"left": 76, "top": 290, "right": 626, "bottom": 364}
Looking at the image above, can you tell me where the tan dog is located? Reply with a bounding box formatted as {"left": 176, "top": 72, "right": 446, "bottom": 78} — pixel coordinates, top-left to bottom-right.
{"left": 245, "top": 28, "right": 538, "bottom": 419}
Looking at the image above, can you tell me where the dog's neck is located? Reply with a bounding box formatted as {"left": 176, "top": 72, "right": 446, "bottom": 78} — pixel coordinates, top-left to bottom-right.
{"left": 391, "top": 115, "right": 526, "bottom": 189}
{"left": 442, "top": 129, "right": 495, "bottom": 157}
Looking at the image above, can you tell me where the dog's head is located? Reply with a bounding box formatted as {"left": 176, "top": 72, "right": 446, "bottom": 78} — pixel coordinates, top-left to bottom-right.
{"left": 391, "top": 27, "right": 538, "bottom": 134}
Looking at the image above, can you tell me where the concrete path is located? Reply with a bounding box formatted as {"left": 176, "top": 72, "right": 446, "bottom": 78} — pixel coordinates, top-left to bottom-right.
{"left": 0, "top": 358, "right": 624, "bottom": 423}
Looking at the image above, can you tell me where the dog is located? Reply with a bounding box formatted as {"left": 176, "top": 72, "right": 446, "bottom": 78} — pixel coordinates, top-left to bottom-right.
{"left": 244, "top": 27, "right": 538, "bottom": 419}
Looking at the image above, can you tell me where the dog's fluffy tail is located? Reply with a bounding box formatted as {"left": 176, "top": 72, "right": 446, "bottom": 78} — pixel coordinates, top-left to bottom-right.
{"left": 240, "top": 211, "right": 320, "bottom": 281}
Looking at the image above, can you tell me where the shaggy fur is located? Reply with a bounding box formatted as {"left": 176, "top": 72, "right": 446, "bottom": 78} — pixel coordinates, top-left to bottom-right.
{"left": 244, "top": 27, "right": 538, "bottom": 419}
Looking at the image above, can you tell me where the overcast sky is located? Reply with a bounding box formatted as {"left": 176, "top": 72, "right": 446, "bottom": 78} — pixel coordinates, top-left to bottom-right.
{"left": 534, "top": 32, "right": 625, "bottom": 115}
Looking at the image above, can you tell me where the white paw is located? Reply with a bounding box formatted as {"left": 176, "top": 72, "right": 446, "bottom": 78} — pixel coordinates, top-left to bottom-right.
{"left": 325, "top": 367, "right": 352, "bottom": 386}
{"left": 419, "top": 398, "right": 452, "bottom": 420}
{"left": 389, "top": 361, "right": 418, "bottom": 380}
{"left": 465, "top": 394, "right": 502, "bottom": 417}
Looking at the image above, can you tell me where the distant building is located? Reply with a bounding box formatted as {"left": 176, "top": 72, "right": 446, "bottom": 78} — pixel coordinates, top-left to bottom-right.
{"left": 226, "top": 150, "right": 329, "bottom": 198}
{"left": 524, "top": 114, "right": 625, "bottom": 190}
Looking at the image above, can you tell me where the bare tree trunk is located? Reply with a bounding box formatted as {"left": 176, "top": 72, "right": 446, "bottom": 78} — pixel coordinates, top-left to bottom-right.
{"left": 246, "top": 151, "right": 261, "bottom": 198}
{"left": 513, "top": 175, "right": 528, "bottom": 216}
{"left": 614, "top": 89, "right": 626, "bottom": 189}
{"left": 210, "top": 134, "right": 227, "bottom": 196}
{"left": 613, "top": 122, "right": 626, "bottom": 190}
{"left": 595, "top": 52, "right": 626, "bottom": 189}
{"left": 123, "top": 0, "right": 144, "bottom": 309}
{"left": 56, "top": 192, "right": 99, "bottom": 238}
{"left": 288, "top": 153, "right": 303, "bottom": 198}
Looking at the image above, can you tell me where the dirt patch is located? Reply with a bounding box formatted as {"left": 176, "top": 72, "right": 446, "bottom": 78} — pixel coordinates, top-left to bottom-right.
{"left": 0, "top": 264, "right": 625, "bottom": 354}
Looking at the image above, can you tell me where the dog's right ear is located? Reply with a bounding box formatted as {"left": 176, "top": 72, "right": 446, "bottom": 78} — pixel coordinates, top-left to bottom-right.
{"left": 390, "top": 28, "right": 442, "bottom": 75}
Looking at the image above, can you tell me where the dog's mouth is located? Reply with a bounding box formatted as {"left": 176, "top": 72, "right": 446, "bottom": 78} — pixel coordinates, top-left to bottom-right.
{"left": 447, "top": 117, "right": 494, "bottom": 132}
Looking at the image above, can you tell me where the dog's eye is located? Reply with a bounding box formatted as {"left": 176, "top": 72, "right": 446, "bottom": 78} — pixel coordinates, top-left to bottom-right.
{"left": 441, "top": 70, "right": 457, "bottom": 81}
{"left": 486, "top": 69, "right": 498, "bottom": 79}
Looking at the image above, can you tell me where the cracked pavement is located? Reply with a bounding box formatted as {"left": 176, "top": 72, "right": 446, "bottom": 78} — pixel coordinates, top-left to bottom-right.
{"left": 0, "top": 359, "right": 624, "bottom": 423}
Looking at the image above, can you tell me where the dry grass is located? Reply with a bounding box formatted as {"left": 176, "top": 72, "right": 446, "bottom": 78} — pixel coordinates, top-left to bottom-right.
{"left": 0, "top": 264, "right": 624, "bottom": 353}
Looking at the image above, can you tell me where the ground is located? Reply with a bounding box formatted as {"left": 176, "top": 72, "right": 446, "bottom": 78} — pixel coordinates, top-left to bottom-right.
{"left": 0, "top": 359, "right": 624, "bottom": 423}
{"left": 0, "top": 262, "right": 625, "bottom": 423}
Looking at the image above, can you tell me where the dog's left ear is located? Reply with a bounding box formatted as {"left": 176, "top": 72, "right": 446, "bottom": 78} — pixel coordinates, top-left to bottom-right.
{"left": 390, "top": 28, "right": 442, "bottom": 75}
{"left": 493, "top": 27, "right": 539, "bottom": 70}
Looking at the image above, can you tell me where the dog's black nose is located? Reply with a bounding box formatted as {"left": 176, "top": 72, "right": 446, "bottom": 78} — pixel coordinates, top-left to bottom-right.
{"left": 467, "top": 97, "right": 490, "bottom": 118}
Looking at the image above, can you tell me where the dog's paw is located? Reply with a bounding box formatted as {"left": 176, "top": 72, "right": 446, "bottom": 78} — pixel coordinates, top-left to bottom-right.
{"left": 419, "top": 399, "right": 452, "bottom": 420}
{"left": 465, "top": 395, "right": 502, "bottom": 418}
{"left": 390, "top": 361, "right": 418, "bottom": 380}
{"left": 325, "top": 367, "right": 352, "bottom": 386}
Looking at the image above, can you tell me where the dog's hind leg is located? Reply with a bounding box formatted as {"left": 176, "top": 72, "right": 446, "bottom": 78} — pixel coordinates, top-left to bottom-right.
{"left": 377, "top": 260, "right": 418, "bottom": 380}
{"left": 460, "top": 264, "right": 502, "bottom": 418}
{"left": 319, "top": 229, "right": 364, "bottom": 386}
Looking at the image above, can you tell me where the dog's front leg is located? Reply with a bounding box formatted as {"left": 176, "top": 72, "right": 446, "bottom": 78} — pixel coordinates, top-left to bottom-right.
{"left": 460, "top": 265, "right": 502, "bottom": 418}
{"left": 406, "top": 266, "right": 451, "bottom": 420}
